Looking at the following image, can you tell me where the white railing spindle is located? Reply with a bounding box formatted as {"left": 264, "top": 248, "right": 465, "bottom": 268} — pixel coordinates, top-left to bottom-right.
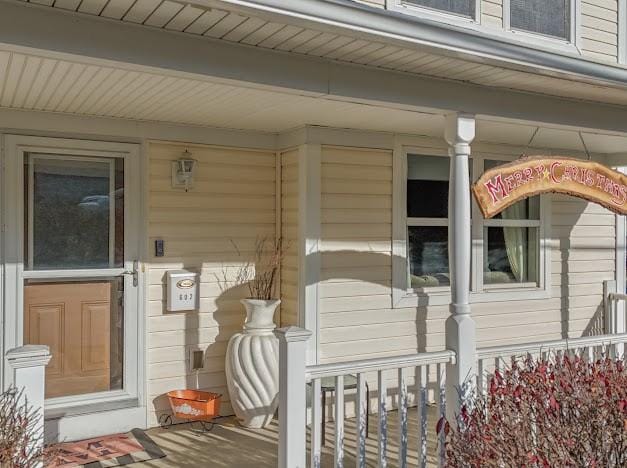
{"left": 436, "top": 363, "right": 446, "bottom": 468}
{"left": 397, "top": 368, "right": 408, "bottom": 468}
{"left": 416, "top": 365, "right": 428, "bottom": 468}
{"left": 356, "top": 373, "right": 367, "bottom": 468}
{"left": 477, "top": 358, "right": 486, "bottom": 397}
{"left": 378, "top": 370, "right": 387, "bottom": 468}
{"left": 311, "top": 378, "right": 322, "bottom": 468}
{"left": 334, "top": 375, "right": 345, "bottom": 468}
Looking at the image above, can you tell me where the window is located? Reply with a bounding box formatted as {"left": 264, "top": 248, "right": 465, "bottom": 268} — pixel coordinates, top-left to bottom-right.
{"left": 404, "top": 0, "right": 476, "bottom": 18}
{"left": 509, "top": 0, "right": 571, "bottom": 40}
{"left": 480, "top": 159, "right": 541, "bottom": 287}
{"left": 407, "top": 155, "right": 451, "bottom": 288}
{"left": 393, "top": 148, "right": 550, "bottom": 307}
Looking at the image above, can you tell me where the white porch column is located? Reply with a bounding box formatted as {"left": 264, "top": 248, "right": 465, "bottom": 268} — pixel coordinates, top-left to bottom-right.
{"left": 275, "top": 326, "right": 312, "bottom": 468}
{"left": 6, "top": 345, "right": 51, "bottom": 468}
{"left": 444, "top": 113, "right": 477, "bottom": 421}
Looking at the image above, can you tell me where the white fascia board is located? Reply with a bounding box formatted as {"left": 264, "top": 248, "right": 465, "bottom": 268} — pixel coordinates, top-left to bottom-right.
{"left": 207, "top": 0, "right": 627, "bottom": 89}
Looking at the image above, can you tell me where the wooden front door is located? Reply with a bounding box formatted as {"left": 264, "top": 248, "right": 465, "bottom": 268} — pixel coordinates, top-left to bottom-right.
{"left": 24, "top": 282, "right": 112, "bottom": 399}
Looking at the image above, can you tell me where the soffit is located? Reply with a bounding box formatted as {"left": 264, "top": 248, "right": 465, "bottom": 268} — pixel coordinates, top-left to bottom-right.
{"left": 14, "top": 0, "right": 627, "bottom": 107}
{"left": 0, "top": 49, "right": 445, "bottom": 133}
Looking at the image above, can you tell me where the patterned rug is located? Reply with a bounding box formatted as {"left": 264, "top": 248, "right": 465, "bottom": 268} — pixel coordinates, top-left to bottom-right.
{"left": 48, "top": 428, "right": 166, "bottom": 467}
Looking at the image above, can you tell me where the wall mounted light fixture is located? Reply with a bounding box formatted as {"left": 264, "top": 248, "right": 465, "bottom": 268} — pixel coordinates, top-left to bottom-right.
{"left": 171, "top": 149, "right": 197, "bottom": 192}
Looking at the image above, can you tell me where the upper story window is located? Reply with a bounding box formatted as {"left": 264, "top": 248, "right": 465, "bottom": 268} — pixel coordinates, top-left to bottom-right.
{"left": 509, "top": 0, "right": 571, "bottom": 40}
{"left": 404, "top": 0, "right": 476, "bottom": 18}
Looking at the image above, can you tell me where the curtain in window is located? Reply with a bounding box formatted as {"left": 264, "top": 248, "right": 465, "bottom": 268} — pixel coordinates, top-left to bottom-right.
{"left": 501, "top": 203, "right": 526, "bottom": 282}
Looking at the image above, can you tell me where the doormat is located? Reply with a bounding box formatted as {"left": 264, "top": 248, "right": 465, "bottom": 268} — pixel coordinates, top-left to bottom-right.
{"left": 47, "top": 428, "right": 166, "bottom": 467}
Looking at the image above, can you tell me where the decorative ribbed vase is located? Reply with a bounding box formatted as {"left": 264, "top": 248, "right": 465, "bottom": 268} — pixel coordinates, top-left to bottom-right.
{"left": 225, "top": 298, "right": 280, "bottom": 428}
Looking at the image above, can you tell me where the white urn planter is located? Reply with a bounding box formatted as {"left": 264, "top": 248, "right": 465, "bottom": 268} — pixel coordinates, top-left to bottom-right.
{"left": 225, "top": 298, "right": 280, "bottom": 428}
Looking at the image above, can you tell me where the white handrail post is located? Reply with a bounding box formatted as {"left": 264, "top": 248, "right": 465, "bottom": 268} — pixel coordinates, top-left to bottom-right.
{"left": 604, "top": 280, "right": 617, "bottom": 334}
{"left": 275, "top": 326, "right": 312, "bottom": 468}
{"left": 6, "top": 344, "right": 51, "bottom": 468}
{"left": 444, "top": 113, "right": 477, "bottom": 423}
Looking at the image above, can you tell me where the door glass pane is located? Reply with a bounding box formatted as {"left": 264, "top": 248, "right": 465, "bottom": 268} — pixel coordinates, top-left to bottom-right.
{"left": 25, "top": 155, "right": 124, "bottom": 270}
{"left": 23, "top": 278, "right": 124, "bottom": 399}
{"left": 408, "top": 226, "right": 450, "bottom": 287}
{"left": 484, "top": 227, "right": 538, "bottom": 285}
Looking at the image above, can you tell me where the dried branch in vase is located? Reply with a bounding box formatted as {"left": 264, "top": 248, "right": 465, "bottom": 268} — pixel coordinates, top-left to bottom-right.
{"left": 217, "top": 237, "right": 287, "bottom": 301}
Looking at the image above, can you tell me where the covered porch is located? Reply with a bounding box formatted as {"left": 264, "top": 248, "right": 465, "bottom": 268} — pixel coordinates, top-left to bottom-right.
{"left": 1, "top": 1, "right": 627, "bottom": 467}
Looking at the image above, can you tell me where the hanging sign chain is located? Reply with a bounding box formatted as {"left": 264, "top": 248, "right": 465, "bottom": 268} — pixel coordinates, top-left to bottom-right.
{"left": 578, "top": 132, "right": 592, "bottom": 161}
{"left": 521, "top": 127, "right": 540, "bottom": 158}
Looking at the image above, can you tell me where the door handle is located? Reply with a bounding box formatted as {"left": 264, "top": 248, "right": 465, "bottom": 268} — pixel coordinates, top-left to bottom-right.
{"left": 123, "top": 260, "right": 139, "bottom": 287}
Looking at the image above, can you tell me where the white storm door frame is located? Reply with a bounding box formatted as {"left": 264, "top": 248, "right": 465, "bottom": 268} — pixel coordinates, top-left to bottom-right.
{"left": 2, "top": 135, "right": 144, "bottom": 425}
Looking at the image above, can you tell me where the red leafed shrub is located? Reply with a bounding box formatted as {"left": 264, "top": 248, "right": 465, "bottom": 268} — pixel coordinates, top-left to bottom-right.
{"left": 0, "top": 388, "right": 46, "bottom": 468}
{"left": 439, "top": 354, "right": 627, "bottom": 467}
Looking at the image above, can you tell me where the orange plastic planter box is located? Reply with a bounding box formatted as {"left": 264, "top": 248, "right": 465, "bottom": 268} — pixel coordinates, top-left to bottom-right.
{"left": 167, "top": 390, "right": 222, "bottom": 421}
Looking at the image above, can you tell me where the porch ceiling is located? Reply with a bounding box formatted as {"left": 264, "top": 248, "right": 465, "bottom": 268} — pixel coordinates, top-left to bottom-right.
{"left": 3, "top": 47, "right": 627, "bottom": 154}
{"left": 13, "top": 0, "right": 627, "bottom": 107}
{"left": 0, "top": 49, "right": 445, "bottom": 134}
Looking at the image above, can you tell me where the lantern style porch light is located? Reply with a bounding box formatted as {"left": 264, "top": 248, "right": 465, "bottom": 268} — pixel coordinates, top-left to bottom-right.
{"left": 171, "top": 149, "right": 197, "bottom": 192}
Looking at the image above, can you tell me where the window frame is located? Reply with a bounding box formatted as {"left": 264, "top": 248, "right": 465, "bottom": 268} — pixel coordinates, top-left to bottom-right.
{"left": 387, "top": 0, "right": 581, "bottom": 57}
{"left": 387, "top": 0, "right": 481, "bottom": 29}
{"left": 392, "top": 144, "right": 551, "bottom": 309}
{"left": 471, "top": 155, "right": 551, "bottom": 296}
{"left": 503, "top": 0, "right": 580, "bottom": 52}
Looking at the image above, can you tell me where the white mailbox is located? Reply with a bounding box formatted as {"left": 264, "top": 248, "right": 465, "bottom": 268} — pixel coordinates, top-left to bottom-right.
{"left": 166, "top": 270, "right": 198, "bottom": 312}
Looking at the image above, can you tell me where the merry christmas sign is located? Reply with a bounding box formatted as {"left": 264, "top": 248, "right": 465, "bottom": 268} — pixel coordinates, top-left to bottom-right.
{"left": 472, "top": 156, "right": 627, "bottom": 218}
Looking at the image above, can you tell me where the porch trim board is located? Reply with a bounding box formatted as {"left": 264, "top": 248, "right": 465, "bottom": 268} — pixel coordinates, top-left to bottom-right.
{"left": 615, "top": 165, "right": 627, "bottom": 336}
{"left": 297, "top": 144, "right": 322, "bottom": 365}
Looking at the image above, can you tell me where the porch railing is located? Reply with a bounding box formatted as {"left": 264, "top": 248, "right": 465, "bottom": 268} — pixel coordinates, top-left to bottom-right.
{"left": 476, "top": 333, "right": 627, "bottom": 396}
{"left": 277, "top": 282, "right": 627, "bottom": 468}
{"left": 275, "top": 327, "right": 455, "bottom": 468}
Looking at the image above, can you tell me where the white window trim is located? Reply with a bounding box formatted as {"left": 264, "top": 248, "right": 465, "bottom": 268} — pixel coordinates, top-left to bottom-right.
{"left": 387, "top": 0, "right": 581, "bottom": 57}
{"left": 392, "top": 144, "right": 552, "bottom": 309}
{"left": 503, "top": 0, "right": 581, "bottom": 54}
{"left": 386, "top": 0, "right": 481, "bottom": 29}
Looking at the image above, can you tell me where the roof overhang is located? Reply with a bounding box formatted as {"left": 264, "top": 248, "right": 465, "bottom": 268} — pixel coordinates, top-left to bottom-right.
{"left": 207, "top": 0, "right": 627, "bottom": 89}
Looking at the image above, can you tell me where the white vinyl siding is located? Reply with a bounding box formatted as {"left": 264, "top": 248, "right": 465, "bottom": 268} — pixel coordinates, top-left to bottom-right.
{"left": 146, "top": 141, "right": 277, "bottom": 427}
{"left": 280, "top": 149, "right": 300, "bottom": 327}
{"left": 482, "top": 0, "right": 504, "bottom": 27}
{"left": 580, "top": 0, "right": 618, "bottom": 62}
{"left": 319, "top": 146, "right": 400, "bottom": 362}
{"left": 319, "top": 144, "right": 614, "bottom": 365}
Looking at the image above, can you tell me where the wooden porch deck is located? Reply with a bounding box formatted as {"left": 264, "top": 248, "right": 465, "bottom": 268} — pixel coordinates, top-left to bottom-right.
{"left": 137, "top": 406, "right": 440, "bottom": 467}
